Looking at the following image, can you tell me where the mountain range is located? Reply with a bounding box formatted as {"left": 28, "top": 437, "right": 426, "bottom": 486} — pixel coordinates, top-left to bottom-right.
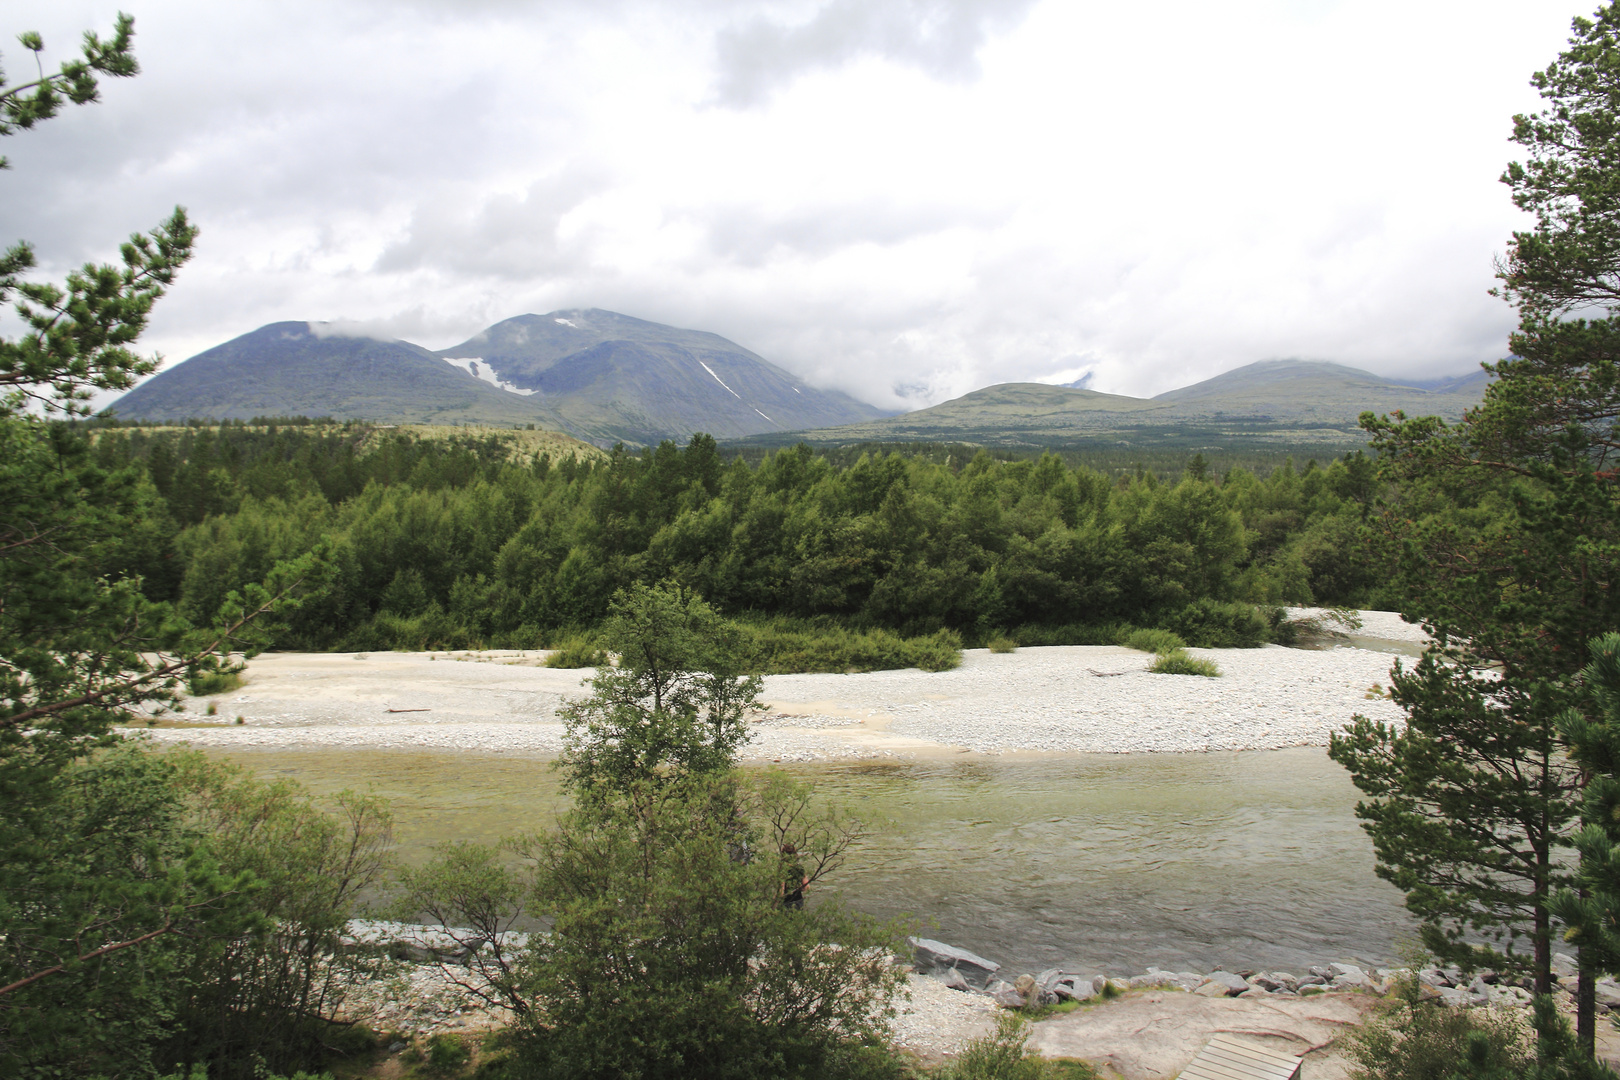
{"left": 110, "top": 309, "right": 885, "bottom": 445}
{"left": 109, "top": 312, "right": 1492, "bottom": 450}
{"left": 741, "top": 360, "right": 1492, "bottom": 450}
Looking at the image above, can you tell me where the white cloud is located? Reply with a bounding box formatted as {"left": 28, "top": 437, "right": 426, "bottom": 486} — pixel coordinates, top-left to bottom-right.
{"left": 0, "top": 0, "right": 1581, "bottom": 414}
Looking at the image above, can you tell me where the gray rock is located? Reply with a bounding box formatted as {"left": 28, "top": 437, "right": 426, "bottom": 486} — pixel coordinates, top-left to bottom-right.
{"left": 1053, "top": 975, "right": 1103, "bottom": 1002}
{"left": 1238, "top": 988, "right": 1271, "bottom": 997}
{"left": 1203, "top": 970, "right": 1252, "bottom": 996}
{"left": 1297, "top": 976, "right": 1327, "bottom": 988}
{"left": 910, "top": 937, "right": 1001, "bottom": 988}
{"left": 1310, "top": 965, "right": 1334, "bottom": 980}
{"left": 937, "top": 968, "right": 972, "bottom": 992}
{"left": 991, "top": 987, "right": 1027, "bottom": 1008}
{"left": 1193, "top": 980, "right": 1231, "bottom": 998}
{"left": 1418, "top": 968, "right": 1452, "bottom": 989}
{"left": 1436, "top": 986, "right": 1472, "bottom": 1008}
{"left": 1036, "top": 989, "right": 1059, "bottom": 1006}
{"left": 1331, "top": 963, "right": 1369, "bottom": 982}
{"left": 1553, "top": 952, "right": 1579, "bottom": 979}
{"left": 1593, "top": 978, "right": 1620, "bottom": 1009}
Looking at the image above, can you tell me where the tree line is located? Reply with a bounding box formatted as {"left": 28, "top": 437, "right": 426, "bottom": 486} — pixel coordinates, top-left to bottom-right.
{"left": 77, "top": 420, "right": 1394, "bottom": 657}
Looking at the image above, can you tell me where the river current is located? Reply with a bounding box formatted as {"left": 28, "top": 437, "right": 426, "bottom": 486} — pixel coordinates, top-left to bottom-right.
{"left": 214, "top": 743, "right": 1415, "bottom": 976}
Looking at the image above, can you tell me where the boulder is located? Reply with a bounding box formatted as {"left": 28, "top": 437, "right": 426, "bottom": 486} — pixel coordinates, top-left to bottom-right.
{"left": 1593, "top": 978, "right": 1620, "bottom": 1009}
{"left": 1419, "top": 968, "right": 1452, "bottom": 989}
{"left": 991, "top": 987, "right": 1027, "bottom": 1008}
{"left": 1553, "top": 952, "right": 1579, "bottom": 979}
{"left": 1014, "top": 974, "right": 1037, "bottom": 998}
{"left": 1202, "top": 971, "right": 1252, "bottom": 997}
{"left": 937, "top": 968, "right": 972, "bottom": 992}
{"left": 1193, "top": 980, "right": 1231, "bottom": 998}
{"left": 909, "top": 937, "right": 1000, "bottom": 988}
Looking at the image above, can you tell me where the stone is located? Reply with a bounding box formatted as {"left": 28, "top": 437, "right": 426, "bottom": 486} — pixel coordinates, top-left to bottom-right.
{"left": 1036, "top": 968, "right": 1062, "bottom": 990}
{"left": 1014, "top": 974, "right": 1037, "bottom": 997}
{"left": 1593, "top": 978, "right": 1620, "bottom": 1009}
{"left": 937, "top": 968, "right": 972, "bottom": 992}
{"left": 1053, "top": 976, "right": 1098, "bottom": 1002}
{"left": 1194, "top": 980, "right": 1232, "bottom": 998}
{"left": 1237, "top": 988, "right": 1270, "bottom": 997}
{"left": 1332, "top": 970, "right": 1375, "bottom": 991}
{"left": 909, "top": 937, "right": 1000, "bottom": 988}
{"left": 1436, "top": 986, "right": 1472, "bottom": 1008}
{"left": 1036, "top": 989, "right": 1059, "bottom": 1006}
{"left": 1330, "top": 963, "right": 1369, "bottom": 982}
{"left": 1553, "top": 952, "right": 1579, "bottom": 978}
{"left": 992, "top": 987, "right": 1027, "bottom": 1008}
{"left": 1418, "top": 968, "right": 1452, "bottom": 989}
{"left": 1310, "top": 965, "right": 1334, "bottom": 980}
{"left": 1106, "top": 978, "right": 1131, "bottom": 996}
{"left": 1297, "top": 976, "right": 1326, "bottom": 988}
{"left": 1203, "top": 971, "right": 1252, "bottom": 996}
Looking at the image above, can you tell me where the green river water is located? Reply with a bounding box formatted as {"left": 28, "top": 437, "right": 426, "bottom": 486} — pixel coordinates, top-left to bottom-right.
{"left": 215, "top": 743, "right": 1415, "bottom": 977}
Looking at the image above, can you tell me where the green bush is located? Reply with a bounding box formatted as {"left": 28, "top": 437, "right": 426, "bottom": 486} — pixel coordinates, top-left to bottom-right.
{"left": 189, "top": 668, "right": 244, "bottom": 696}
{"left": 426, "top": 1033, "right": 472, "bottom": 1077}
{"left": 506, "top": 775, "right": 912, "bottom": 1080}
{"left": 936, "top": 1012, "right": 1098, "bottom": 1080}
{"left": 1148, "top": 649, "right": 1221, "bottom": 677}
{"left": 738, "top": 621, "right": 962, "bottom": 674}
{"left": 1343, "top": 985, "right": 1529, "bottom": 1079}
{"left": 543, "top": 631, "right": 609, "bottom": 668}
{"left": 1159, "top": 599, "right": 1270, "bottom": 648}
{"left": 986, "top": 636, "right": 1018, "bottom": 654}
{"left": 1119, "top": 628, "right": 1187, "bottom": 655}
{"left": 1007, "top": 623, "right": 1130, "bottom": 647}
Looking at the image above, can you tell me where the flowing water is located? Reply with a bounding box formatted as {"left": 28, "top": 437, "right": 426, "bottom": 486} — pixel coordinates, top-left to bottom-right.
{"left": 214, "top": 745, "right": 1414, "bottom": 977}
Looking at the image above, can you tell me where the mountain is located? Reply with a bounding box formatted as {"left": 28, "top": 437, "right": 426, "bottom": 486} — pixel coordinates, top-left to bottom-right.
{"left": 109, "top": 322, "right": 565, "bottom": 427}
{"left": 1150, "top": 359, "right": 1486, "bottom": 421}
{"left": 737, "top": 360, "right": 1491, "bottom": 451}
{"left": 110, "top": 309, "right": 885, "bottom": 445}
{"left": 434, "top": 309, "right": 885, "bottom": 443}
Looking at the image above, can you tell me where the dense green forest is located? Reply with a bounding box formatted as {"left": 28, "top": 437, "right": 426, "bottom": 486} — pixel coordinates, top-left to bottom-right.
{"left": 75, "top": 419, "right": 1394, "bottom": 657}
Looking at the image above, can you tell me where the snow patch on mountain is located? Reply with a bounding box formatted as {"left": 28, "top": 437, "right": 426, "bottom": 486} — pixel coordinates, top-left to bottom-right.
{"left": 442, "top": 357, "right": 537, "bottom": 396}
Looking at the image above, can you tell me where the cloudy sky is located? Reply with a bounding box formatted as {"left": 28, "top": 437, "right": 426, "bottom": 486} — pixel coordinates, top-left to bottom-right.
{"left": 0, "top": 0, "right": 1586, "bottom": 409}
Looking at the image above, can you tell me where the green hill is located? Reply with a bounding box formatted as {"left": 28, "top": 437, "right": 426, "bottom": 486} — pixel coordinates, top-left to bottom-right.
{"left": 738, "top": 360, "right": 1490, "bottom": 451}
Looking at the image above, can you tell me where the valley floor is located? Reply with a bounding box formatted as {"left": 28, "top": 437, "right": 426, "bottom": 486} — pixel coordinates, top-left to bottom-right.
{"left": 137, "top": 610, "right": 1420, "bottom": 760}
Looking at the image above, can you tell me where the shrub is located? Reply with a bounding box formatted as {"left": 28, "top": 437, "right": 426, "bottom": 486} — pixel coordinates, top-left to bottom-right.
{"left": 936, "top": 1012, "right": 1099, "bottom": 1080}
{"left": 542, "top": 631, "right": 608, "bottom": 668}
{"left": 1008, "top": 623, "right": 1129, "bottom": 647}
{"left": 189, "top": 668, "right": 243, "bottom": 696}
{"left": 1148, "top": 649, "right": 1221, "bottom": 677}
{"left": 506, "top": 775, "right": 912, "bottom": 1080}
{"left": 1119, "top": 628, "right": 1186, "bottom": 655}
{"left": 426, "top": 1033, "right": 471, "bottom": 1076}
{"left": 1159, "top": 599, "right": 1270, "bottom": 648}
{"left": 986, "top": 636, "right": 1018, "bottom": 654}
{"left": 1343, "top": 981, "right": 1530, "bottom": 1080}
{"left": 739, "top": 622, "right": 962, "bottom": 674}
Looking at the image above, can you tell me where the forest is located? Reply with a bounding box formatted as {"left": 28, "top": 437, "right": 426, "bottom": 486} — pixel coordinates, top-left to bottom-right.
{"left": 73, "top": 418, "right": 1395, "bottom": 664}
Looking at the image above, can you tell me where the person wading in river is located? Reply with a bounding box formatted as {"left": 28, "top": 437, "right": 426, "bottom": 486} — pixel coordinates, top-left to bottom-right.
{"left": 780, "top": 844, "right": 807, "bottom": 910}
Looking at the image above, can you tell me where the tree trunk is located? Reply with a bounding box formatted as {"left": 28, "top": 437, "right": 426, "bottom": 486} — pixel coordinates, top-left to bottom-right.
{"left": 1580, "top": 942, "right": 1597, "bottom": 1059}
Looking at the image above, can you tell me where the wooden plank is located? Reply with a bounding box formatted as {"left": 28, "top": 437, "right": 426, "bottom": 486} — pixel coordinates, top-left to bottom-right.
{"left": 1179, "top": 1034, "right": 1302, "bottom": 1080}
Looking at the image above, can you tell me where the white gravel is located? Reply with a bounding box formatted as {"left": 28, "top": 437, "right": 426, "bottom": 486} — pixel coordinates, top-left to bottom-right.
{"left": 135, "top": 613, "right": 1415, "bottom": 759}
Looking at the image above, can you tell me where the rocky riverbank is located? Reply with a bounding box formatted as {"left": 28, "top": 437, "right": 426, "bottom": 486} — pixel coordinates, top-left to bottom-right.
{"left": 135, "top": 609, "right": 1422, "bottom": 760}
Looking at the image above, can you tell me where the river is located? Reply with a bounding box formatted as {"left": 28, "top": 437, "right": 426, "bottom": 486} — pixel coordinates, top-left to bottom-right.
{"left": 213, "top": 742, "right": 1415, "bottom": 977}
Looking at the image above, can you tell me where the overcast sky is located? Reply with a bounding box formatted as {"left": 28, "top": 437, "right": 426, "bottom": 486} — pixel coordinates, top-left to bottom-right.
{"left": 0, "top": 0, "right": 1586, "bottom": 409}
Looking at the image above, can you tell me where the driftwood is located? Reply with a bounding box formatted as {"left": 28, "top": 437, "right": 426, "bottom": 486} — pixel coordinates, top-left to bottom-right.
{"left": 1086, "top": 669, "right": 1128, "bottom": 677}
{"left": 385, "top": 708, "right": 431, "bottom": 713}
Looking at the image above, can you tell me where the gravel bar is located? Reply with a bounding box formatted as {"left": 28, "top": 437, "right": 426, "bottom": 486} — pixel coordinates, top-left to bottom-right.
{"left": 136, "top": 613, "right": 1415, "bottom": 759}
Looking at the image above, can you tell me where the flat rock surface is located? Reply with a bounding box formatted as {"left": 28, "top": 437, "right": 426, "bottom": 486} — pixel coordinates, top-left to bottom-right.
{"left": 1029, "top": 990, "right": 1375, "bottom": 1079}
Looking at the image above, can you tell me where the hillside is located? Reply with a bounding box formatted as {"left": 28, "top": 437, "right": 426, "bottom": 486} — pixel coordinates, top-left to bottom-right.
{"left": 435, "top": 309, "right": 886, "bottom": 443}
{"left": 110, "top": 311, "right": 885, "bottom": 446}
{"left": 740, "top": 360, "right": 1491, "bottom": 451}
{"left": 109, "top": 322, "right": 565, "bottom": 428}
